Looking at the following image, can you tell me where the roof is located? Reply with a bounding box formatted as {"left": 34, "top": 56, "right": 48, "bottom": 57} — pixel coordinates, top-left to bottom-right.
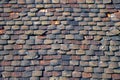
{"left": 112, "top": 0, "right": 120, "bottom": 9}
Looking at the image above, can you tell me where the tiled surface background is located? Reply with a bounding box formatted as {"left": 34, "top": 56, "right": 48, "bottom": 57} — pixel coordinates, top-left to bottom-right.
{"left": 0, "top": 0, "right": 120, "bottom": 80}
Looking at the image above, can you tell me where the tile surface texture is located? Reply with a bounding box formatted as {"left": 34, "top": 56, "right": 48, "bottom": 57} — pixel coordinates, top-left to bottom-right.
{"left": 0, "top": 0, "right": 120, "bottom": 79}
